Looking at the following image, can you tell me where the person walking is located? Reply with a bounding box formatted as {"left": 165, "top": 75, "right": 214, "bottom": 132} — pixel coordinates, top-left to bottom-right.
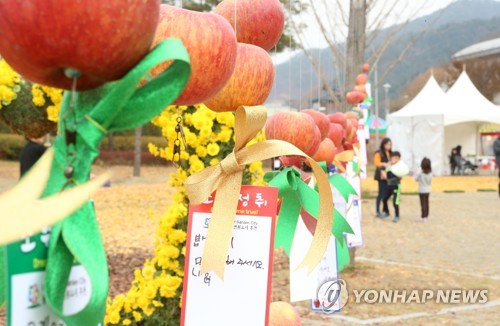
{"left": 414, "top": 157, "right": 433, "bottom": 221}
{"left": 493, "top": 136, "right": 500, "bottom": 197}
{"left": 374, "top": 138, "right": 392, "bottom": 218}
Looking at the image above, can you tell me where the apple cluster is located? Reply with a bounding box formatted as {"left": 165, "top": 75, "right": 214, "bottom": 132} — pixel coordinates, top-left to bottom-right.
{"left": 0, "top": 0, "right": 284, "bottom": 111}
{"left": 149, "top": 0, "right": 284, "bottom": 111}
{"left": 346, "top": 63, "right": 371, "bottom": 106}
{"left": 265, "top": 109, "right": 361, "bottom": 167}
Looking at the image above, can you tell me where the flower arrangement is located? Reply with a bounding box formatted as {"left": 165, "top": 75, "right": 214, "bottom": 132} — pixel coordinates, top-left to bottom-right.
{"left": 105, "top": 104, "right": 265, "bottom": 325}
{"left": 0, "top": 59, "right": 63, "bottom": 137}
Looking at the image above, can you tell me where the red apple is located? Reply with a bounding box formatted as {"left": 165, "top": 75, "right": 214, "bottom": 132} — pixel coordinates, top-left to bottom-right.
{"left": 343, "top": 141, "right": 354, "bottom": 151}
{"left": 345, "top": 119, "right": 358, "bottom": 142}
{"left": 301, "top": 109, "right": 330, "bottom": 140}
{"left": 279, "top": 156, "right": 303, "bottom": 169}
{"left": 328, "top": 113, "right": 347, "bottom": 129}
{"left": 0, "top": 0, "right": 159, "bottom": 90}
{"left": 362, "top": 63, "right": 370, "bottom": 72}
{"left": 150, "top": 4, "right": 237, "bottom": 105}
{"left": 355, "top": 73, "right": 368, "bottom": 85}
{"left": 205, "top": 43, "right": 274, "bottom": 112}
{"left": 346, "top": 91, "right": 365, "bottom": 105}
{"left": 215, "top": 0, "right": 285, "bottom": 51}
{"left": 266, "top": 112, "right": 320, "bottom": 157}
{"left": 345, "top": 111, "right": 360, "bottom": 121}
{"left": 312, "top": 138, "right": 336, "bottom": 165}
{"left": 309, "top": 126, "right": 322, "bottom": 157}
{"left": 354, "top": 85, "right": 366, "bottom": 94}
{"left": 269, "top": 302, "right": 301, "bottom": 326}
{"left": 328, "top": 123, "right": 344, "bottom": 147}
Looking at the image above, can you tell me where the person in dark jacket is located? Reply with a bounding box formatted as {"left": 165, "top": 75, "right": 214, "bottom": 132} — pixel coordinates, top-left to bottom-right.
{"left": 494, "top": 136, "right": 500, "bottom": 197}
{"left": 20, "top": 136, "right": 47, "bottom": 177}
{"left": 374, "top": 138, "right": 392, "bottom": 218}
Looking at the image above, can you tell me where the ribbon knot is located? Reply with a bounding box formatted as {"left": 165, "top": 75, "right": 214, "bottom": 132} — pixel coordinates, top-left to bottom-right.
{"left": 185, "top": 106, "right": 338, "bottom": 280}
{"left": 220, "top": 151, "right": 243, "bottom": 175}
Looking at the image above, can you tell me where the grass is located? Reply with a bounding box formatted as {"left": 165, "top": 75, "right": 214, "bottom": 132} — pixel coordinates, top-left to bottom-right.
{"left": 477, "top": 188, "right": 497, "bottom": 192}
{"left": 443, "top": 189, "right": 466, "bottom": 193}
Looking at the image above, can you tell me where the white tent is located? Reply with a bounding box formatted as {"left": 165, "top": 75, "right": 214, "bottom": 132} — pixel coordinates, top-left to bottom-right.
{"left": 387, "top": 72, "right": 500, "bottom": 175}
{"left": 386, "top": 75, "right": 448, "bottom": 175}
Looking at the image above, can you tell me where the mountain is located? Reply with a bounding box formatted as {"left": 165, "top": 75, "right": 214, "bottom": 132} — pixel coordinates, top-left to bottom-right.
{"left": 269, "top": 0, "right": 500, "bottom": 106}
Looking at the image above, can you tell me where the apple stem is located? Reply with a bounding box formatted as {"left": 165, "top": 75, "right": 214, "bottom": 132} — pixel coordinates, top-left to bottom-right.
{"left": 64, "top": 68, "right": 81, "bottom": 79}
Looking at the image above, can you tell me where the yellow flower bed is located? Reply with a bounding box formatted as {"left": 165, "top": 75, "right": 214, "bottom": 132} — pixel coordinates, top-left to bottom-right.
{"left": 105, "top": 104, "right": 264, "bottom": 325}
{"left": 0, "top": 59, "right": 22, "bottom": 108}
{"left": 0, "top": 58, "right": 62, "bottom": 122}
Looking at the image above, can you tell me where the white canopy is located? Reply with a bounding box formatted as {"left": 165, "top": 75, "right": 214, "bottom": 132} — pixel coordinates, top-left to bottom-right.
{"left": 387, "top": 76, "right": 447, "bottom": 175}
{"left": 391, "top": 75, "right": 447, "bottom": 117}
{"left": 387, "top": 72, "right": 500, "bottom": 175}
{"left": 443, "top": 70, "right": 500, "bottom": 125}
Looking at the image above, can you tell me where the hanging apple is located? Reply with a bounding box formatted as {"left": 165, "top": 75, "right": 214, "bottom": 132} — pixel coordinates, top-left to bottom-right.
{"left": 312, "top": 138, "right": 336, "bottom": 165}
{"left": 355, "top": 73, "right": 368, "bottom": 85}
{"left": 205, "top": 43, "right": 274, "bottom": 112}
{"left": 346, "top": 91, "right": 365, "bottom": 105}
{"left": 354, "top": 85, "right": 366, "bottom": 94}
{"left": 301, "top": 109, "right": 330, "bottom": 140}
{"left": 345, "top": 111, "right": 360, "bottom": 121}
{"left": 149, "top": 4, "right": 237, "bottom": 105}
{"left": 328, "top": 123, "right": 344, "bottom": 147}
{"left": 0, "top": 0, "right": 160, "bottom": 90}
{"left": 215, "top": 0, "right": 285, "bottom": 51}
{"left": 328, "top": 113, "right": 347, "bottom": 129}
{"left": 266, "top": 112, "right": 320, "bottom": 157}
{"left": 362, "top": 63, "right": 370, "bottom": 72}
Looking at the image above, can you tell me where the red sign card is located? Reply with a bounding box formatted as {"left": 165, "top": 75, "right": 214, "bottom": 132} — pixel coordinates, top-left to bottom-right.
{"left": 181, "top": 185, "right": 278, "bottom": 326}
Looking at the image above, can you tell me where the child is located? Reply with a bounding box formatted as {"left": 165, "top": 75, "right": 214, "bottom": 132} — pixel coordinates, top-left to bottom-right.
{"left": 382, "top": 152, "right": 403, "bottom": 223}
{"left": 414, "top": 157, "right": 432, "bottom": 221}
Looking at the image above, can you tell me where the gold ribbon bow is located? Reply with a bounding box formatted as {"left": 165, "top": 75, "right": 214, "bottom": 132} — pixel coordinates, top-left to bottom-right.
{"left": 185, "top": 106, "right": 335, "bottom": 279}
{"left": 333, "top": 150, "right": 354, "bottom": 173}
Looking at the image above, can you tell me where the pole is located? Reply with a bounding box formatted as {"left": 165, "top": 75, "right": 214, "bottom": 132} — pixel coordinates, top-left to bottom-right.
{"left": 133, "top": 126, "right": 142, "bottom": 177}
{"left": 374, "top": 61, "right": 379, "bottom": 149}
{"left": 384, "top": 88, "right": 389, "bottom": 119}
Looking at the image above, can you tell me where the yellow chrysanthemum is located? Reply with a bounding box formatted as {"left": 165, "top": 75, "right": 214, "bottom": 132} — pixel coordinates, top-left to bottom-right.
{"left": 207, "top": 143, "right": 220, "bottom": 157}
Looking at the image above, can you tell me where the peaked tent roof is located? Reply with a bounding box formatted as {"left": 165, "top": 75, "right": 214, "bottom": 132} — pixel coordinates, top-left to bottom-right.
{"left": 443, "top": 70, "right": 500, "bottom": 125}
{"left": 390, "top": 75, "right": 447, "bottom": 118}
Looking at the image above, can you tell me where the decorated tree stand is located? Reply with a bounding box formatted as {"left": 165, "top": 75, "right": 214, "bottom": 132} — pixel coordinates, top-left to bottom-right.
{"left": 2, "top": 40, "right": 190, "bottom": 325}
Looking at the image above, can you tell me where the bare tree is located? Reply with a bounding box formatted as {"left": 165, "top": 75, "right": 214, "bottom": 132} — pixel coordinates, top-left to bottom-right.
{"left": 292, "top": 0, "right": 440, "bottom": 113}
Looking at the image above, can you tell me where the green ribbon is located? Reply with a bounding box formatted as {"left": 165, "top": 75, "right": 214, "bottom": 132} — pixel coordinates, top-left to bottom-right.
{"left": 41, "top": 39, "right": 190, "bottom": 325}
{"left": 264, "top": 167, "right": 353, "bottom": 256}
{"left": 336, "top": 238, "right": 350, "bottom": 272}
{"left": 316, "top": 162, "right": 357, "bottom": 272}
{"left": 0, "top": 248, "right": 4, "bottom": 307}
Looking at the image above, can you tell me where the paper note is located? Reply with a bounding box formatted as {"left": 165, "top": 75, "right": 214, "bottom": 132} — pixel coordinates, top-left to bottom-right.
{"left": 344, "top": 173, "right": 364, "bottom": 248}
{"left": 181, "top": 186, "right": 278, "bottom": 326}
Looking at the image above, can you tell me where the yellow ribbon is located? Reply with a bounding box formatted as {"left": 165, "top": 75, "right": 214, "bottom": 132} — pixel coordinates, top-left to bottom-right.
{"left": 185, "top": 106, "right": 335, "bottom": 279}
{"left": 333, "top": 150, "right": 354, "bottom": 173}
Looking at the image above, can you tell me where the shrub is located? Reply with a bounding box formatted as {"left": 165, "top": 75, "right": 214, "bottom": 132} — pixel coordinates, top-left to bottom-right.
{"left": 100, "top": 136, "right": 167, "bottom": 152}
{"left": 0, "top": 134, "right": 26, "bottom": 160}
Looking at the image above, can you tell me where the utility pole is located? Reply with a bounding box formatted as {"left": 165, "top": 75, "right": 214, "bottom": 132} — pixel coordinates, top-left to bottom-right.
{"left": 374, "top": 61, "right": 380, "bottom": 149}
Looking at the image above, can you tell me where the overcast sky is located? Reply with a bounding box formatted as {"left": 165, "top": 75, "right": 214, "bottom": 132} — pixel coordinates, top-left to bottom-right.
{"left": 273, "top": 0, "right": 457, "bottom": 63}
